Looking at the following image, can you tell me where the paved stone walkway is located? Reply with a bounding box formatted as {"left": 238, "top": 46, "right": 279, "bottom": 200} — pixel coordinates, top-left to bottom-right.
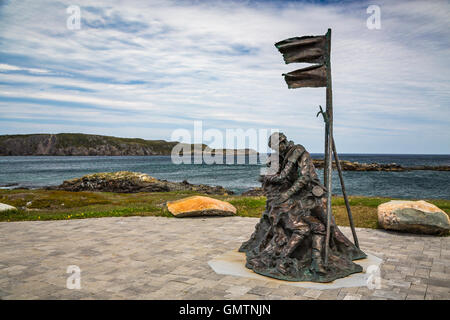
{"left": 0, "top": 216, "right": 449, "bottom": 300}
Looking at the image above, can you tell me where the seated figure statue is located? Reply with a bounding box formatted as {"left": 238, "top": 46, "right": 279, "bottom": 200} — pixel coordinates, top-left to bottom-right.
{"left": 239, "top": 132, "right": 366, "bottom": 282}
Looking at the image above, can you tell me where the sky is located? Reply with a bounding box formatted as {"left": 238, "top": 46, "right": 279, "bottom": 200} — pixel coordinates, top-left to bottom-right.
{"left": 0, "top": 0, "right": 449, "bottom": 154}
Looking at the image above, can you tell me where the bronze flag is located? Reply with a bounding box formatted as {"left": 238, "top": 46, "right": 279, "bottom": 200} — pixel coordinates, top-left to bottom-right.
{"left": 275, "top": 35, "right": 327, "bottom": 64}
{"left": 282, "top": 64, "right": 326, "bottom": 88}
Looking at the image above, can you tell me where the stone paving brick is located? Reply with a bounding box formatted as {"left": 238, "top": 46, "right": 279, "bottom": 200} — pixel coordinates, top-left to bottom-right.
{"left": 381, "top": 263, "right": 395, "bottom": 271}
{"left": 284, "top": 295, "right": 313, "bottom": 300}
{"left": 270, "top": 285, "right": 299, "bottom": 297}
{"left": 424, "top": 293, "right": 443, "bottom": 300}
{"left": 426, "top": 284, "right": 450, "bottom": 295}
{"left": 383, "top": 272, "right": 407, "bottom": 281}
{"left": 293, "top": 288, "right": 308, "bottom": 296}
{"left": 338, "top": 287, "right": 359, "bottom": 294}
{"left": 343, "top": 294, "right": 362, "bottom": 300}
{"left": 425, "top": 278, "right": 450, "bottom": 289}
{"left": 409, "top": 283, "right": 427, "bottom": 294}
{"left": 384, "top": 279, "right": 411, "bottom": 289}
{"left": 405, "top": 275, "right": 427, "bottom": 285}
{"left": 371, "top": 289, "right": 407, "bottom": 300}
{"left": 0, "top": 216, "right": 449, "bottom": 300}
{"left": 395, "top": 266, "right": 415, "bottom": 276}
{"left": 414, "top": 268, "right": 431, "bottom": 278}
{"left": 356, "top": 287, "right": 373, "bottom": 296}
{"left": 224, "top": 285, "right": 252, "bottom": 298}
{"left": 303, "top": 289, "right": 322, "bottom": 299}
{"left": 317, "top": 289, "right": 340, "bottom": 300}
{"left": 247, "top": 286, "right": 273, "bottom": 296}
{"left": 406, "top": 293, "right": 425, "bottom": 300}
{"left": 259, "top": 281, "right": 281, "bottom": 289}
{"left": 429, "top": 272, "right": 450, "bottom": 280}
{"left": 235, "top": 293, "right": 264, "bottom": 300}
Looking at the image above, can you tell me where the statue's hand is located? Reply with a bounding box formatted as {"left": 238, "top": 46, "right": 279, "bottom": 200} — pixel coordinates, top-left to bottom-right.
{"left": 275, "top": 192, "right": 290, "bottom": 204}
{"left": 264, "top": 174, "right": 280, "bottom": 183}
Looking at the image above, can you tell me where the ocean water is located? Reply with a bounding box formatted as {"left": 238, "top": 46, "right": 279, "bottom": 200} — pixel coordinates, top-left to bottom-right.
{"left": 0, "top": 154, "right": 449, "bottom": 199}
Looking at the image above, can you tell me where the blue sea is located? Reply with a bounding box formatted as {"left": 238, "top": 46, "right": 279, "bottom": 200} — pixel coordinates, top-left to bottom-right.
{"left": 0, "top": 154, "right": 449, "bottom": 199}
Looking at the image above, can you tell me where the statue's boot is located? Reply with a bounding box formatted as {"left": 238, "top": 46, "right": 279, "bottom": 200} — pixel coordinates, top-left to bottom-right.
{"left": 277, "top": 233, "right": 305, "bottom": 275}
{"left": 310, "top": 235, "right": 327, "bottom": 274}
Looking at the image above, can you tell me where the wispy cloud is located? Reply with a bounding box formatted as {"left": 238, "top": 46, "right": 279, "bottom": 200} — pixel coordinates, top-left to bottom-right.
{"left": 0, "top": 0, "right": 448, "bottom": 153}
{"left": 0, "top": 63, "right": 50, "bottom": 74}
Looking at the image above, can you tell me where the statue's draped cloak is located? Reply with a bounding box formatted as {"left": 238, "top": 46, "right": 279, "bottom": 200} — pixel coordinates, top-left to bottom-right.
{"left": 239, "top": 144, "right": 367, "bottom": 282}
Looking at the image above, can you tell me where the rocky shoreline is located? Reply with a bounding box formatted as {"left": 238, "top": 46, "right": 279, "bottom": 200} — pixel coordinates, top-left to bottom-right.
{"left": 312, "top": 159, "right": 450, "bottom": 171}
{"left": 2, "top": 158, "right": 448, "bottom": 196}
{"left": 47, "top": 171, "right": 233, "bottom": 195}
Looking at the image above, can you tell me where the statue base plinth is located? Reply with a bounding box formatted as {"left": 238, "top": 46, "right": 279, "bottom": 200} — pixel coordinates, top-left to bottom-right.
{"left": 208, "top": 249, "right": 382, "bottom": 290}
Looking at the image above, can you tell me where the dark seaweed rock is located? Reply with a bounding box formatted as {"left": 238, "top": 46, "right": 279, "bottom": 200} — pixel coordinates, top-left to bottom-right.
{"left": 241, "top": 187, "right": 265, "bottom": 196}
{"left": 50, "top": 171, "right": 233, "bottom": 195}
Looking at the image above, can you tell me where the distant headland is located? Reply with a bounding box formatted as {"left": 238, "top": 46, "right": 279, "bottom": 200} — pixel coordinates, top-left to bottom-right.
{"left": 0, "top": 133, "right": 258, "bottom": 156}
{"left": 0, "top": 133, "right": 448, "bottom": 172}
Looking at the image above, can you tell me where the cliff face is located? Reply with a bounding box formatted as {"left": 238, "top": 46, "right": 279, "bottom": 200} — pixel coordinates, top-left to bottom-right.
{"left": 0, "top": 133, "right": 261, "bottom": 156}
{"left": 0, "top": 134, "right": 181, "bottom": 156}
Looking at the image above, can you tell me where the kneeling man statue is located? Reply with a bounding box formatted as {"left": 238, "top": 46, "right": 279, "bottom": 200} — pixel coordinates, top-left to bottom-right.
{"left": 239, "top": 132, "right": 366, "bottom": 282}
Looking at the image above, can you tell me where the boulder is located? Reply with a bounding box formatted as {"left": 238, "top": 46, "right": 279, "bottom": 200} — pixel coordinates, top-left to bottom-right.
{"left": 166, "top": 196, "right": 236, "bottom": 218}
{"left": 0, "top": 203, "right": 17, "bottom": 212}
{"left": 378, "top": 200, "right": 450, "bottom": 235}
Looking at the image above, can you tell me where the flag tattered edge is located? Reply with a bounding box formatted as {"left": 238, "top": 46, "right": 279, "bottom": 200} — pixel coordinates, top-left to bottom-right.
{"left": 275, "top": 35, "right": 326, "bottom": 64}
{"left": 282, "top": 64, "right": 326, "bottom": 88}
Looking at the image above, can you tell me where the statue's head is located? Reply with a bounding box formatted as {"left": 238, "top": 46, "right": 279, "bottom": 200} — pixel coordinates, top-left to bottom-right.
{"left": 268, "top": 132, "right": 289, "bottom": 153}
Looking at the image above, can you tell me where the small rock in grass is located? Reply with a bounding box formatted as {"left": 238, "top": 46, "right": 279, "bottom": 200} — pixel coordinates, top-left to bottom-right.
{"left": 0, "top": 203, "right": 17, "bottom": 212}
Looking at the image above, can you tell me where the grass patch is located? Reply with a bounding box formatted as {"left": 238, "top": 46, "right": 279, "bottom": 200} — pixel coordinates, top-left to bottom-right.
{"left": 226, "top": 196, "right": 266, "bottom": 217}
{"left": 0, "top": 189, "right": 449, "bottom": 230}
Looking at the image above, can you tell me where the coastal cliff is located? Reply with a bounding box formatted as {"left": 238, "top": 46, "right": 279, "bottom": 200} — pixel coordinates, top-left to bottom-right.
{"left": 0, "top": 134, "right": 179, "bottom": 156}
{"left": 0, "top": 133, "right": 256, "bottom": 156}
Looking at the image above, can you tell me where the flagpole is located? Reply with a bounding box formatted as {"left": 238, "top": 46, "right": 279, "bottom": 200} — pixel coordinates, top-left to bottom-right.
{"left": 324, "top": 28, "right": 333, "bottom": 266}
{"left": 274, "top": 29, "right": 355, "bottom": 265}
{"left": 323, "top": 112, "right": 329, "bottom": 191}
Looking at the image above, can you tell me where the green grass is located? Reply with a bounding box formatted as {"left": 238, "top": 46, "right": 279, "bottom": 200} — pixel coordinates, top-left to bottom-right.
{"left": 226, "top": 196, "right": 267, "bottom": 217}
{"left": 0, "top": 189, "right": 449, "bottom": 231}
{"left": 0, "top": 189, "right": 199, "bottom": 222}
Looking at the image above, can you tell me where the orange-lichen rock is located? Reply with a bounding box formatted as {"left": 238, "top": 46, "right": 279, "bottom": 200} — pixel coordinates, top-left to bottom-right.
{"left": 166, "top": 196, "right": 236, "bottom": 218}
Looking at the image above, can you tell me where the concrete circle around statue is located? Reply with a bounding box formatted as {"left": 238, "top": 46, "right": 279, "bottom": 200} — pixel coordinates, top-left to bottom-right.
{"left": 208, "top": 249, "right": 382, "bottom": 290}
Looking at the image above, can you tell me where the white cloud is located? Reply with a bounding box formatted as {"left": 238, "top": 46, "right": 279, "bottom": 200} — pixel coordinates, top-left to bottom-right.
{"left": 0, "top": 0, "right": 448, "bottom": 153}
{"left": 0, "top": 63, "right": 49, "bottom": 74}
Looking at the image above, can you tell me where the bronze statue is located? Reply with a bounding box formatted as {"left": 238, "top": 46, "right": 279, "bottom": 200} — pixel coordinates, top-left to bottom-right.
{"left": 239, "top": 132, "right": 366, "bottom": 282}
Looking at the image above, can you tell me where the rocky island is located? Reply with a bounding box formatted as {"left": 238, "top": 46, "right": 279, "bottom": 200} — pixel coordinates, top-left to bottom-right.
{"left": 48, "top": 171, "right": 233, "bottom": 195}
